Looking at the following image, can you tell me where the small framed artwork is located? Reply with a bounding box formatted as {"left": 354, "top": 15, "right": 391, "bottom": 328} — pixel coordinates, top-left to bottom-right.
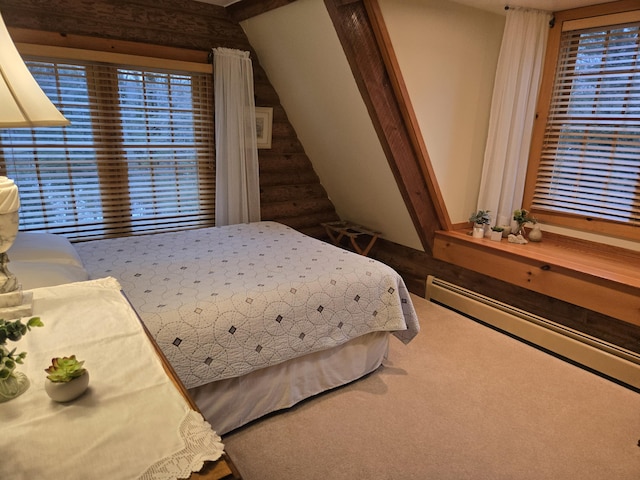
{"left": 255, "top": 107, "right": 273, "bottom": 149}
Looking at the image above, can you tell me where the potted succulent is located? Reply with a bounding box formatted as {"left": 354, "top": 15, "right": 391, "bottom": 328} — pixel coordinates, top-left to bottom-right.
{"left": 489, "top": 226, "right": 504, "bottom": 241}
{"left": 0, "top": 317, "right": 43, "bottom": 403}
{"left": 469, "top": 210, "right": 491, "bottom": 238}
{"left": 44, "top": 355, "right": 89, "bottom": 402}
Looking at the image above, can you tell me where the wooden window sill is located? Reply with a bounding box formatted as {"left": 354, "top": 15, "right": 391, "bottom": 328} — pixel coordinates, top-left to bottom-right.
{"left": 433, "top": 229, "right": 640, "bottom": 327}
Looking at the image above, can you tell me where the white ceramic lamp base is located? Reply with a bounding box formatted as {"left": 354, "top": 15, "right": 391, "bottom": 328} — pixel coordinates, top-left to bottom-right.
{"left": 0, "top": 209, "right": 19, "bottom": 294}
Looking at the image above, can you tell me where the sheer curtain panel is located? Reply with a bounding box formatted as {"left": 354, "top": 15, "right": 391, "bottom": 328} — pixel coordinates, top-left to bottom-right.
{"left": 476, "top": 8, "right": 551, "bottom": 228}
{"left": 213, "top": 48, "right": 260, "bottom": 226}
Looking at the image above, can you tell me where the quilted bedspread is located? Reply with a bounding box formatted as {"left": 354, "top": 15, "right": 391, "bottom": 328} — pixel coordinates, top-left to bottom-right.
{"left": 75, "top": 222, "right": 419, "bottom": 389}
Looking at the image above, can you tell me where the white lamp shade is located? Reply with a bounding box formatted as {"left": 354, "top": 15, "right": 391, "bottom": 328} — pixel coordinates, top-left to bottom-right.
{"left": 0, "top": 12, "right": 69, "bottom": 127}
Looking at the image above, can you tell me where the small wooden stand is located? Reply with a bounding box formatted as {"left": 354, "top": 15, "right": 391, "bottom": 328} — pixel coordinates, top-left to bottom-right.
{"left": 321, "top": 221, "right": 380, "bottom": 256}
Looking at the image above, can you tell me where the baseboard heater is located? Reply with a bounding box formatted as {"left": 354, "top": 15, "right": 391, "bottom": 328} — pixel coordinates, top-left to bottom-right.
{"left": 425, "top": 275, "right": 640, "bottom": 390}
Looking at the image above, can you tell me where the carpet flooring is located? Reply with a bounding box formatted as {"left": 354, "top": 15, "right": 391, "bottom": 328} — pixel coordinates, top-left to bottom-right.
{"left": 223, "top": 295, "right": 640, "bottom": 479}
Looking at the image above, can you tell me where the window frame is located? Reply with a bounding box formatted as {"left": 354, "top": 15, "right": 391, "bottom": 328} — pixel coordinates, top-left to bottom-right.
{"left": 523, "top": 0, "right": 640, "bottom": 241}
{"left": 1, "top": 40, "right": 215, "bottom": 240}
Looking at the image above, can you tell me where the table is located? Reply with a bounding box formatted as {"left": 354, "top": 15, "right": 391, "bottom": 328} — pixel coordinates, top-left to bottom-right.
{"left": 137, "top": 296, "right": 242, "bottom": 480}
{"left": 322, "top": 221, "right": 381, "bottom": 256}
{"left": 0, "top": 278, "right": 241, "bottom": 480}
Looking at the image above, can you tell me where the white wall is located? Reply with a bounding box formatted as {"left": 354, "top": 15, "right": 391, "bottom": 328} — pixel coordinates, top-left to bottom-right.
{"left": 241, "top": 0, "right": 504, "bottom": 250}
{"left": 378, "top": 0, "right": 504, "bottom": 225}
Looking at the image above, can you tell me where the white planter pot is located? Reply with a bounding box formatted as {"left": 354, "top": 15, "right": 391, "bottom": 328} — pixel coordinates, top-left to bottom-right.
{"left": 472, "top": 224, "right": 485, "bottom": 238}
{"left": 490, "top": 231, "right": 503, "bottom": 241}
{"left": 45, "top": 372, "right": 90, "bottom": 402}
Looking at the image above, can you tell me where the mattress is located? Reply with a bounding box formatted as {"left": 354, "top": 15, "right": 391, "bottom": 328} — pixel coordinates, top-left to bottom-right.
{"left": 75, "top": 222, "right": 420, "bottom": 390}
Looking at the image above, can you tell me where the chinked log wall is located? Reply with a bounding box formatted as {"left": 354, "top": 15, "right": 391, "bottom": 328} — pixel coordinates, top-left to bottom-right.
{"left": 0, "top": 0, "right": 339, "bottom": 240}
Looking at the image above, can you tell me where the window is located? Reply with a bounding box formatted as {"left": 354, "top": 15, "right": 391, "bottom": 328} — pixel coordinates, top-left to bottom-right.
{"left": 0, "top": 55, "right": 215, "bottom": 240}
{"left": 524, "top": 5, "right": 640, "bottom": 240}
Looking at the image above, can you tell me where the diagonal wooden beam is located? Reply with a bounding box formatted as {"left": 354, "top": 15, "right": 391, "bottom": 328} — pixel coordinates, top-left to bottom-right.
{"left": 228, "top": 0, "right": 451, "bottom": 251}
{"left": 324, "top": 0, "right": 451, "bottom": 253}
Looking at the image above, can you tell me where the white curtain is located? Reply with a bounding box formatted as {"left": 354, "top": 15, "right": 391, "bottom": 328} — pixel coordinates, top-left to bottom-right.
{"left": 213, "top": 47, "right": 261, "bottom": 226}
{"left": 476, "top": 8, "right": 552, "bottom": 228}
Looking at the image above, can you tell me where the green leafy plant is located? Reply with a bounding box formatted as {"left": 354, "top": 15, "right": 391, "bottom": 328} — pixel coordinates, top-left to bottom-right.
{"left": 45, "top": 355, "right": 87, "bottom": 383}
{"left": 491, "top": 226, "right": 504, "bottom": 232}
{"left": 469, "top": 210, "right": 491, "bottom": 225}
{"left": 0, "top": 317, "right": 43, "bottom": 380}
{"left": 513, "top": 208, "right": 537, "bottom": 236}
{"left": 513, "top": 208, "right": 537, "bottom": 226}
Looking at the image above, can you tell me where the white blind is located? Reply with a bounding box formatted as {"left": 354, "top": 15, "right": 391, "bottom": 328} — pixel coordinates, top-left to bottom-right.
{"left": 533, "top": 22, "right": 640, "bottom": 227}
{"left": 0, "top": 58, "right": 215, "bottom": 240}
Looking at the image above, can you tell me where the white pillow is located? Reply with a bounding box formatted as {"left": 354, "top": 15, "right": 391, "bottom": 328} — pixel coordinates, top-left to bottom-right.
{"left": 7, "top": 232, "right": 84, "bottom": 268}
{"left": 9, "top": 262, "right": 89, "bottom": 290}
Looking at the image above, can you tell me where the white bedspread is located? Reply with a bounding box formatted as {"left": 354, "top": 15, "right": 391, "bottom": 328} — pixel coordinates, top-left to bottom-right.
{"left": 75, "top": 222, "right": 419, "bottom": 389}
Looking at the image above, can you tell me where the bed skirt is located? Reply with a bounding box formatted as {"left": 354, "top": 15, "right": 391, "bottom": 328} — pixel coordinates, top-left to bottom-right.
{"left": 190, "top": 331, "right": 390, "bottom": 435}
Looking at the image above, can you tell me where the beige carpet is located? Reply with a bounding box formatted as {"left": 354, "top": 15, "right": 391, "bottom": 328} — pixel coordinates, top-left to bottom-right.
{"left": 223, "top": 295, "right": 640, "bottom": 479}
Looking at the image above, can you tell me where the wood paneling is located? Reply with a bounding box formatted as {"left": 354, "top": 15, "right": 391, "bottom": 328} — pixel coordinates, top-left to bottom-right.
{"left": 0, "top": 0, "right": 339, "bottom": 237}
{"left": 433, "top": 231, "right": 640, "bottom": 326}
{"left": 227, "top": 0, "right": 298, "bottom": 23}
{"left": 1, "top": 0, "right": 248, "bottom": 50}
{"left": 366, "top": 238, "right": 640, "bottom": 355}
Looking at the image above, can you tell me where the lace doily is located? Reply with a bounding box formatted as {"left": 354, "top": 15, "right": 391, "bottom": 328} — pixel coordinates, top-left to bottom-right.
{"left": 139, "top": 410, "right": 225, "bottom": 480}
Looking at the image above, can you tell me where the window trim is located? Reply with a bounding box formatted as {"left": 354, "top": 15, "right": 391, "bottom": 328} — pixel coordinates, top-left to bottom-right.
{"left": 16, "top": 43, "right": 211, "bottom": 74}
{"left": 523, "top": 0, "right": 640, "bottom": 241}
{"left": 8, "top": 26, "right": 210, "bottom": 66}
{"left": 4, "top": 40, "right": 216, "bottom": 240}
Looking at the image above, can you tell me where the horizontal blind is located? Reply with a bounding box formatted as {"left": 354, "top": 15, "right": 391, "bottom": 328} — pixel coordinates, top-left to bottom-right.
{"left": 0, "top": 57, "right": 214, "bottom": 240}
{"left": 533, "top": 22, "right": 640, "bottom": 227}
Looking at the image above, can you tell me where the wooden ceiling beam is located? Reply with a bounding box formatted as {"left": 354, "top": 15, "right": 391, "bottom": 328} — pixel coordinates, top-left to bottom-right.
{"left": 324, "top": 0, "right": 451, "bottom": 253}
{"left": 226, "top": 0, "right": 297, "bottom": 23}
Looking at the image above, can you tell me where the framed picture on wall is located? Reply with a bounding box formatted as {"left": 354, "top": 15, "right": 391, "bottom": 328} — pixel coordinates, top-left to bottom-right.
{"left": 255, "top": 107, "right": 273, "bottom": 149}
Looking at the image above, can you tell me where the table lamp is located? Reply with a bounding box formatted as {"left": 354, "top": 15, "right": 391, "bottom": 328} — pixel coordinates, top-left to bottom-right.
{"left": 0, "top": 10, "right": 69, "bottom": 296}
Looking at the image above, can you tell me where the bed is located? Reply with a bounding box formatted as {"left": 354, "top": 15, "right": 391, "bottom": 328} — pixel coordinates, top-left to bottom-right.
{"left": 9, "top": 222, "right": 419, "bottom": 434}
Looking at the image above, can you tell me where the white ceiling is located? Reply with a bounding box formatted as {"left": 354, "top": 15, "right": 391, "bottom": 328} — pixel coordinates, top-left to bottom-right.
{"left": 451, "top": 0, "right": 613, "bottom": 13}
{"left": 196, "top": 0, "right": 614, "bottom": 15}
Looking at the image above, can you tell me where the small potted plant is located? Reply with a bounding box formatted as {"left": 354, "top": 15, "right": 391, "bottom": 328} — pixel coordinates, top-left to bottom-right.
{"left": 44, "top": 355, "right": 89, "bottom": 402}
{"left": 0, "top": 317, "right": 43, "bottom": 403}
{"left": 489, "top": 226, "right": 504, "bottom": 241}
{"left": 469, "top": 210, "right": 491, "bottom": 238}
{"left": 513, "top": 208, "right": 537, "bottom": 236}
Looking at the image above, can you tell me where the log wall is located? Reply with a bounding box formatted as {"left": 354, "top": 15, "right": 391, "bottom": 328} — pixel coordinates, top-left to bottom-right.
{"left": 0, "top": 0, "right": 339, "bottom": 238}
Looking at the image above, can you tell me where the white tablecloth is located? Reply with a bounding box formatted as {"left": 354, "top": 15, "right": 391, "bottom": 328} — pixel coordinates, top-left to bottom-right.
{"left": 0, "top": 278, "right": 224, "bottom": 480}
